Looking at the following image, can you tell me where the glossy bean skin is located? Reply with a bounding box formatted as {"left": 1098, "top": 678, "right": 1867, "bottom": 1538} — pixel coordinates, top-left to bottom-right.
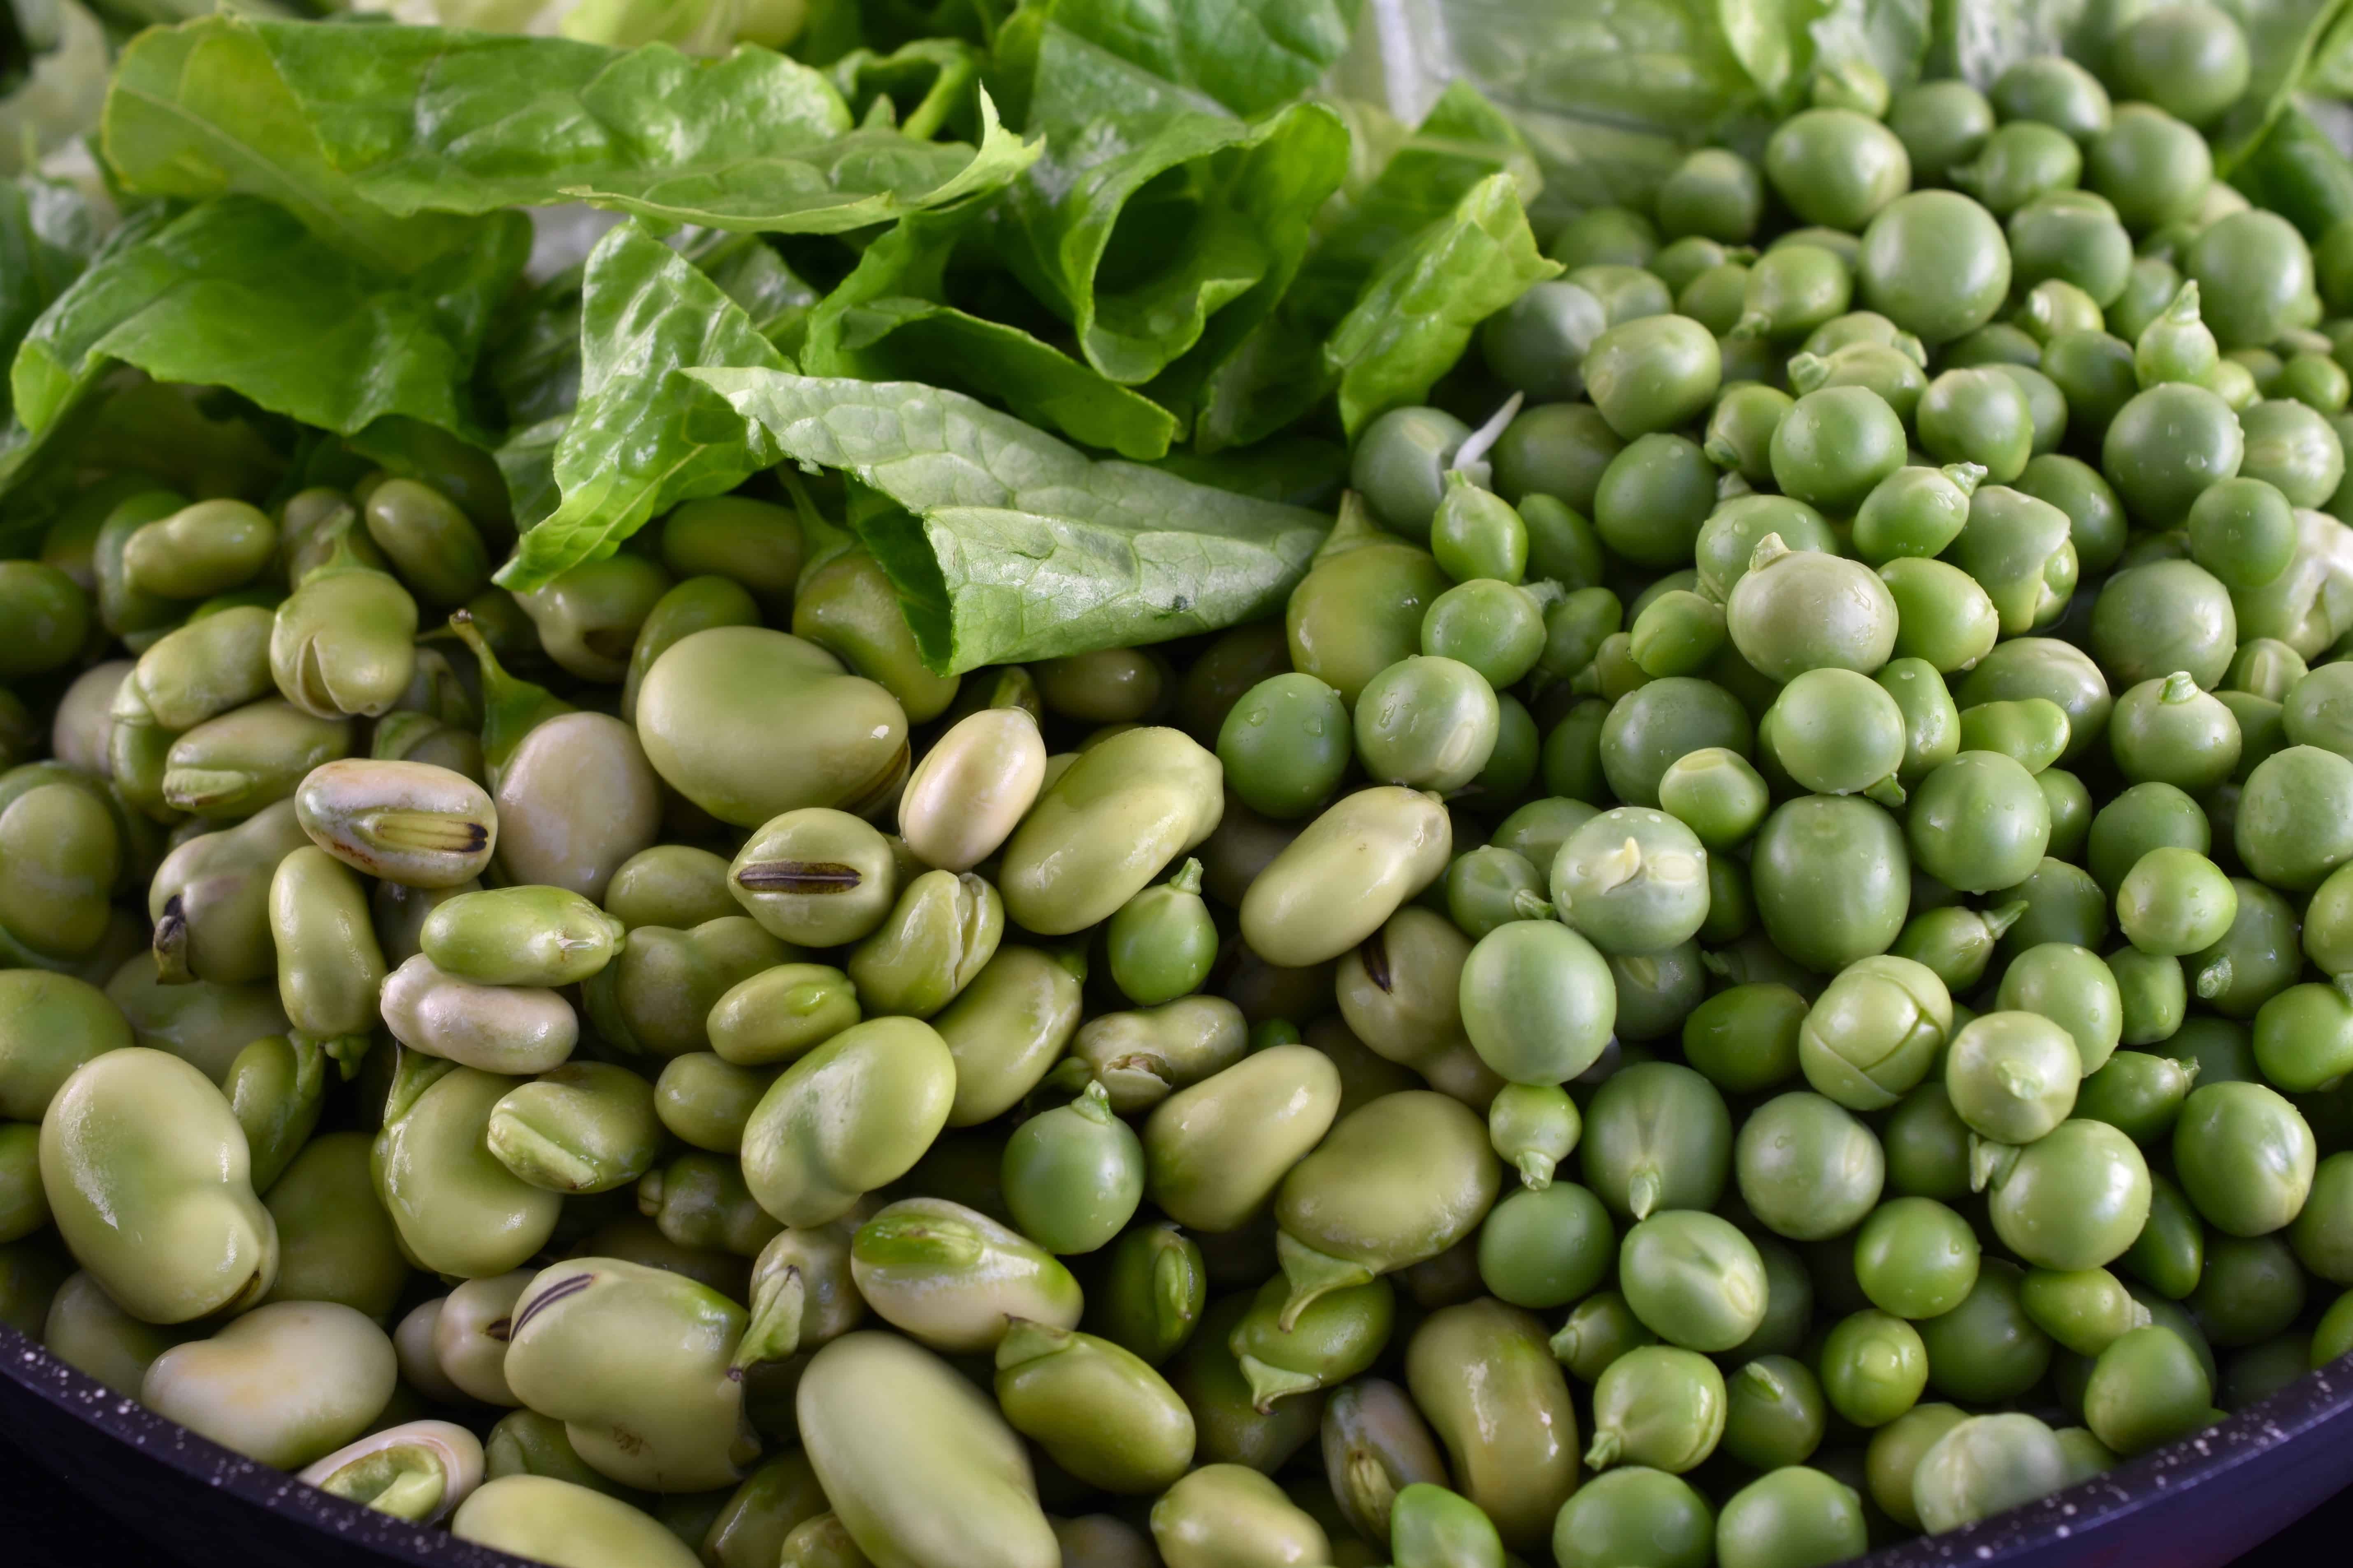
{"left": 799, "top": 1332, "right": 1059, "bottom": 1568}
{"left": 40, "top": 1048, "right": 276, "bottom": 1324}
{"left": 998, "top": 728, "right": 1224, "bottom": 936}
{"left": 1407, "top": 1299, "right": 1582, "bottom": 1551}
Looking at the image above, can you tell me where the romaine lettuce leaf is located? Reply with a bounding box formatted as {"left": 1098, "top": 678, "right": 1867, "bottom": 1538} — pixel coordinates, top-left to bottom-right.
{"left": 801, "top": 199, "right": 1181, "bottom": 457}
{"left": 1191, "top": 79, "right": 1532, "bottom": 450}
{"left": 495, "top": 220, "right": 787, "bottom": 590}
{"left": 101, "top": 16, "right": 1041, "bottom": 262}
{"left": 1324, "top": 168, "right": 1556, "bottom": 434}
{"left": 0, "top": 171, "right": 107, "bottom": 420}
{"left": 692, "top": 366, "right": 1331, "bottom": 672}
{"left": 11, "top": 194, "right": 527, "bottom": 444}
{"left": 1040, "top": 0, "right": 1363, "bottom": 118}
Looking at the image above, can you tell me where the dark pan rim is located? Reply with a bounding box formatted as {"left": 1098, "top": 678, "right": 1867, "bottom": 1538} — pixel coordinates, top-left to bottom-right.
{"left": 6, "top": 1322, "right": 2353, "bottom": 1565}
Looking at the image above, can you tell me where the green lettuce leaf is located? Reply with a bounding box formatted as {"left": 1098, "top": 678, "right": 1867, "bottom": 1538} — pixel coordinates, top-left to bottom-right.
{"left": 1145, "top": 431, "right": 1348, "bottom": 509}
{"left": 691, "top": 366, "right": 1330, "bottom": 673}
{"left": 2209, "top": 0, "right": 2353, "bottom": 168}
{"left": 796, "top": 0, "right": 1010, "bottom": 63}
{"left": 2226, "top": 99, "right": 2353, "bottom": 238}
{"left": 1324, "top": 169, "right": 1558, "bottom": 436}
{"left": 10, "top": 195, "right": 527, "bottom": 444}
{"left": 1192, "top": 79, "right": 1531, "bottom": 450}
{"left": 983, "top": 13, "right": 1353, "bottom": 392}
{"left": 1800, "top": 0, "right": 1935, "bottom": 99}
{"left": 495, "top": 413, "right": 570, "bottom": 534}
{"left": 1039, "top": 0, "right": 1362, "bottom": 118}
{"left": 495, "top": 220, "right": 786, "bottom": 591}
{"left": 693, "top": 230, "right": 823, "bottom": 341}
{"left": 826, "top": 36, "right": 983, "bottom": 138}
{"left": 800, "top": 199, "right": 1180, "bottom": 458}
{"left": 484, "top": 268, "right": 588, "bottom": 433}
{"left": 557, "top": 0, "right": 809, "bottom": 51}
{"left": 1426, "top": 0, "right": 1754, "bottom": 217}
{"left": 0, "top": 172, "right": 107, "bottom": 419}
{"left": 994, "top": 75, "right": 1350, "bottom": 386}
{"left": 1925, "top": 0, "right": 2095, "bottom": 86}
{"left": 102, "top": 16, "right": 1042, "bottom": 259}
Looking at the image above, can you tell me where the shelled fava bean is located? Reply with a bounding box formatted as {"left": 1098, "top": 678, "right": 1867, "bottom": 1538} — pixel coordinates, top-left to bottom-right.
{"left": 13, "top": 20, "right": 2353, "bottom": 1568}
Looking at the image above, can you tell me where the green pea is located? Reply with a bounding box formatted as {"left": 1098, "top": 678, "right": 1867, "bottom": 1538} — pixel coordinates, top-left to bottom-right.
{"left": 1354, "top": 408, "right": 1479, "bottom": 537}
{"left": 1582, "top": 1343, "right": 1725, "bottom": 1474}
{"left": 1002, "top": 1081, "right": 1143, "bottom": 1255}
{"left": 1914, "top": 1261, "right": 2055, "bottom": 1404}
{"left": 1227, "top": 1270, "right": 1394, "bottom": 1411}
{"left": 1474, "top": 1179, "right": 1612, "bottom": 1309}
{"left": 2185, "top": 876, "right": 2302, "bottom": 1018}
{"left": 1450, "top": 917, "right": 1614, "bottom": 1086}
{"left": 1162, "top": 1288, "right": 1327, "bottom": 1476}
{"left": 1444, "top": 846, "right": 1554, "bottom": 941}
{"left": 2240, "top": 397, "right": 2346, "bottom": 508}
{"left": 1618, "top": 1208, "right": 1766, "bottom": 1354}
{"left": 1735, "top": 244, "right": 1853, "bottom": 344}
{"left": 1472, "top": 1079, "right": 1576, "bottom": 1193}
{"left": 1625, "top": 590, "right": 1726, "bottom": 680}
{"left": 1735, "top": 1091, "right": 1884, "bottom": 1241}
{"left": 2103, "top": 383, "right": 2245, "bottom": 528}
{"left": 1552, "top": 1466, "right": 1713, "bottom": 1568}
{"left": 1769, "top": 385, "right": 1905, "bottom": 510}
{"left": 1820, "top": 1308, "right": 1930, "bottom": 1428}
{"left": 2174, "top": 1081, "right": 2317, "bottom": 1237}
{"left": 1943, "top": 1010, "right": 2080, "bottom": 1144}
{"left": 2077, "top": 1047, "right": 2199, "bottom": 1145}
{"left": 1429, "top": 475, "right": 1528, "bottom": 585}
{"left": 2085, "top": 1325, "right": 2213, "bottom": 1456}
{"left": 1594, "top": 434, "right": 1719, "bottom": 570}
{"left": 1859, "top": 191, "right": 2013, "bottom": 345}
{"left": 1671, "top": 986, "right": 1798, "bottom": 1097}
{"left": 1482, "top": 281, "right": 1609, "bottom": 402}
{"left": 1422, "top": 579, "right": 1548, "bottom": 689}
{"left": 1765, "top": 668, "right": 1908, "bottom": 800}
{"left": 2190, "top": 1232, "right": 2307, "bottom": 1347}
{"left": 1986, "top": 1118, "right": 2155, "bottom": 1273}
{"left": 1583, "top": 315, "right": 1723, "bottom": 439}
{"left": 1751, "top": 796, "right": 1912, "bottom": 974}
{"left": 1492, "top": 406, "right": 1623, "bottom": 516}
{"left": 1991, "top": 942, "right": 2120, "bottom": 1076}
{"left": 1703, "top": 383, "right": 1793, "bottom": 483}
{"left": 1580, "top": 257, "right": 1678, "bottom": 326}
{"left": 1726, "top": 535, "right": 1898, "bottom": 681}
{"left": 1354, "top": 656, "right": 1500, "bottom": 794}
